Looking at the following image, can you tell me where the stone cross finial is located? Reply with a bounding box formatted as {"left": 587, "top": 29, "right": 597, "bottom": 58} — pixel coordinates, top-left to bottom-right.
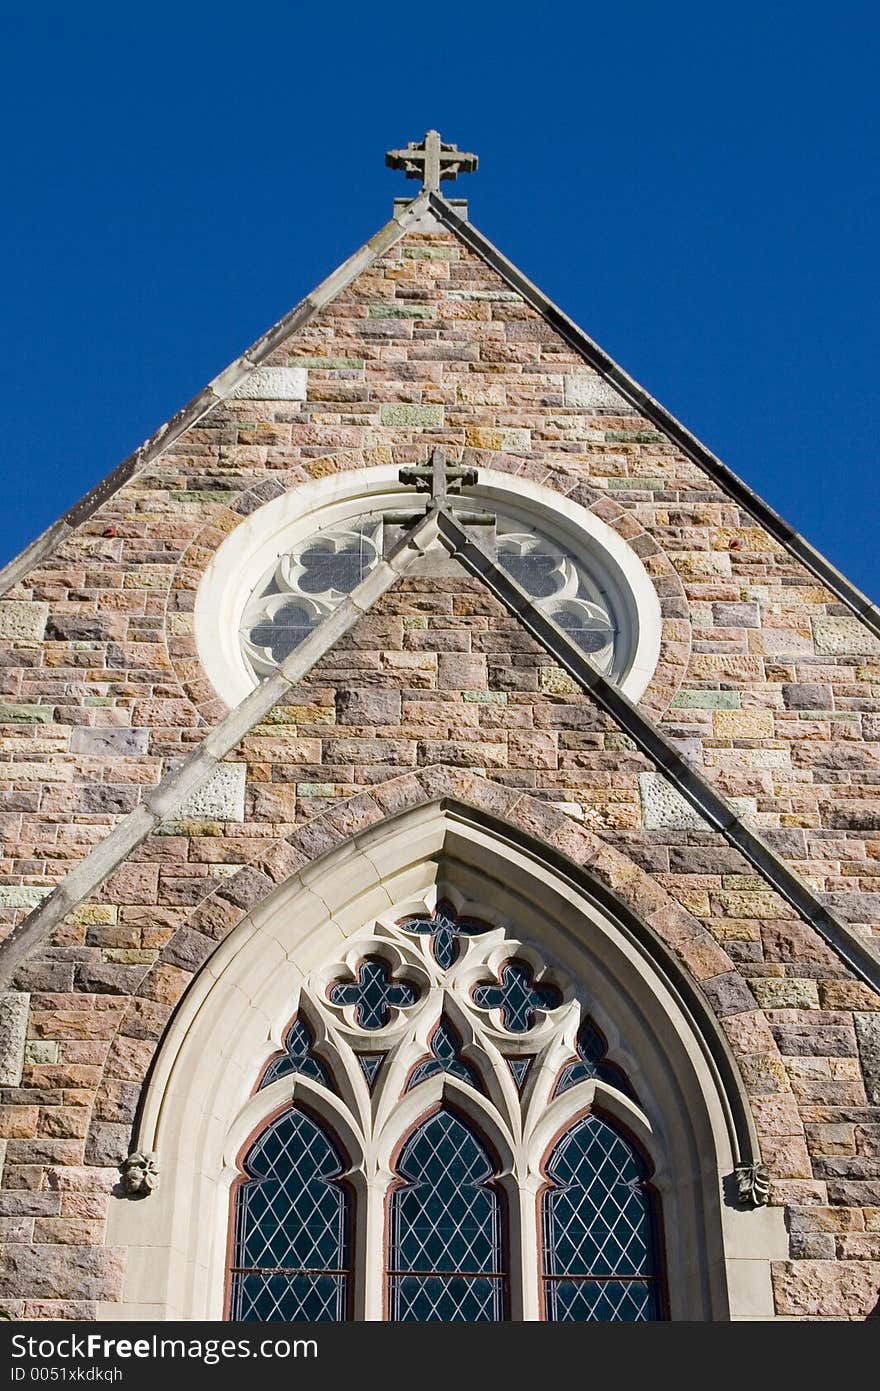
{"left": 399, "top": 448, "right": 478, "bottom": 505}
{"left": 385, "top": 130, "right": 478, "bottom": 194}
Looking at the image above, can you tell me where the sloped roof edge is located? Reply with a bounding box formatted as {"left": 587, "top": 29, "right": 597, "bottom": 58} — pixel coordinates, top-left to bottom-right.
{"left": 1, "top": 504, "right": 877, "bottom": 994}
{"left": 1, "top": 188, "right": 877, "bottom": 635}
{"left": 434, "top": 507, "right": 880, "bottom": 991}
{"left": 0, "top": 506, "right": 444, "bottom": 984}
{"left": 0, "top": 195, "right": 430, "bottom": 597}
{"left": 430, "top": 194, "right": 880, "bottom": 634}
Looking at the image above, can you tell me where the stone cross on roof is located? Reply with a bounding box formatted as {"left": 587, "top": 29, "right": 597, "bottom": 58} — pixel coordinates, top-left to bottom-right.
{"left": 399, "top": 448, "right": 478, "bottom": 504}
{"left": 385, "top": 130, "right": 478, "bottom": 194}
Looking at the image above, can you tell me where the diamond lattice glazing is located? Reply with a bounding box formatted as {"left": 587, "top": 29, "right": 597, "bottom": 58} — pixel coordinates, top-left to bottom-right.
{"left": 505, "top": 1056, "right": 533, "bottom": 1091}
{"left": 229, "top": 1108, "right": 350, "bottom": 1322}
{"left": 329, "top": 956, "right": 419, "bottom": 1030}
{"left": 357, "top": 1053, "right": 384, "bottom": 1090}
{"left": 259, "top": 1017, "right": 332, "bottom": 1090}
{"left": 472, "top": 960, "right": 561, "bottom": 1033}
{"left": 388, "top": 1109, "right": 505, "bottom": 1321}
{"left": 234, "top": 898, "right": 667, "bottom": 1324}
{"left": 542, "top": 1114, "right": 660, "bottom": 1321}
{"left": 406, "top": 1018, "right": 481, "bottom": 1091}
{"left": 545, "top": 1279, "right": 658, "bottom": 1322}
{"left": 553, "top": 1019, "right": 636, "bottom": 1100}
{"left": 398, "top": 899, "right": 490, "bottom": 970}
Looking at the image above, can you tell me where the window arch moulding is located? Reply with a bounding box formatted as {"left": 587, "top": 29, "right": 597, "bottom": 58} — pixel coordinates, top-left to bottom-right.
{"left": 102, "top": 802, "right": 786, "bottom": 1323}
{"left": 193, "top": 466, "right": 663, "bottom": 709}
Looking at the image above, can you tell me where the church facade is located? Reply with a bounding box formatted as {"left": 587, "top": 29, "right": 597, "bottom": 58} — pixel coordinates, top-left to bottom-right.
{"left": 0, "top": 133, "right": 878, "bottom": 1321}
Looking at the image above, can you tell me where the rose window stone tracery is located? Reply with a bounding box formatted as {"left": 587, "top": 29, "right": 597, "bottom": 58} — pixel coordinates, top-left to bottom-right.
{"left": 238, "top": 510, "right": 619, "bottom": 680}
{"left": 239, "top": 520, "right": 382, "bottom": 677}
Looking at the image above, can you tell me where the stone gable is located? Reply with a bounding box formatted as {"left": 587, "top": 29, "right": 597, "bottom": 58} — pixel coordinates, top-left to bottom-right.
{"left": 0, "top": 213, "right": 878, "bottom": 1319}
{"left": 0, "top": 227, "right": 877, "bottom": 946}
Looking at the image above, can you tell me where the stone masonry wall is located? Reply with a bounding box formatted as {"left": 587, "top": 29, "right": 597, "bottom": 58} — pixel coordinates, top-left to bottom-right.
{"left": 0, "top": 222, "right": 878, "bottom": 1320}
{"left": 0, "top": 228, "right": 876, "bottom": 942}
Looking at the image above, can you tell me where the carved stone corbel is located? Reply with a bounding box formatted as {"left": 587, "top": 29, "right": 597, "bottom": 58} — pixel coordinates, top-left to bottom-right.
{"left": 734, "top": 1161, "right": 770, "bottom": 1208}
{"left": 120, "top": 1150, "right": 159, "bottom": 1198}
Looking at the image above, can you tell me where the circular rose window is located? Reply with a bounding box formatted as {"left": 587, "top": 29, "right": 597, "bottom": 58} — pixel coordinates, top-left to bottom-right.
{"left": 195, "top": 467, "right": 661, "bottom": 707}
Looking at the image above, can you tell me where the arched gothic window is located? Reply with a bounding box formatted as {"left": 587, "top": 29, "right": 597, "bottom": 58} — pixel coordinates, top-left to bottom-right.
{"left": 541, "top": 1115, "right": 662, "bottom": 1321}
{"left": 388, "top": 1109, "right": 506, "bottom": 1322}
{"left": 229, "top": 1109, "right": 351, "bottom": 1321}
{"left": 225, "top": 896, "right": 667, "bottom": 1322}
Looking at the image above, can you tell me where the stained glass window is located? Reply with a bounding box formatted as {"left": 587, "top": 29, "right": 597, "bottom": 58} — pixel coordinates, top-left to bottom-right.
{"left": 229, "top": 1109, "right": 351, "bottom": 1321}
{"left": 504, "top": 1056, "right": 534, "bottom": 1091}
{"left": 542, "top": 1114, "right": 662, "bottom": 1321}
{"left": 553, "top": 1018, "right": 636, "bottom": 1101}
{"left": 405, "top": 1017, "right": 482, "bottom": 1092}
{"left": 233, "top": 906, "right": 669, "bottom": 1323}
{"left": 472, "top": 959, "right": 562, "bottom": 1033}
{"left": 494, "top": 519, "right": 616, "bottom": 668}
{"left": 551, "top": 600, "right": 616, "bottom": 656}
{"left": 258, "top": 1016, "right": 332, "bottom": 1091}
{"left": 246, "top": 599, "right": 322, "bottom": 666}
{"left": 356, "top": 1053, "right": 385, "bottom": 1090}
{"left": 295, "top": 537, "right": 375, "bottom": 596}
{"left": 388, "top": 1109, "right": 506, "bottom": 1321}
{"left": 240, "top": 521, "right": 381, "bottom": 678}
{"left": 235, "top": 502, "right": 630, "bottom": 692}
{"left": 397, "top": 899, "right": 490, "bottom": 971}
{"left": 328, "top": 956, "right": 419, "bottom": 1030}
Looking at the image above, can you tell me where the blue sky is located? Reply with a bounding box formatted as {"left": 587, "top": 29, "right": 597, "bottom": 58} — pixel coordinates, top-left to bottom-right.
{"left": 1, "top": 2, "right": 877, "bottom": 595}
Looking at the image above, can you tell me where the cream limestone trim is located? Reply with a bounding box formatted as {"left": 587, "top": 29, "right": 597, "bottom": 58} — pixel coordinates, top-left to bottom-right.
{"left": 101, "top": 804, "right": 785, "bottom": 1323}
{"left": 5, "top": 499, "right": 876, "bottom": 993}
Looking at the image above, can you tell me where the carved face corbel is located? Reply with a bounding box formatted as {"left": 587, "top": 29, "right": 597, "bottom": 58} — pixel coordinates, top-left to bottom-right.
{"left": 120, "top": 1150, "right": 159, "bottom": 1198}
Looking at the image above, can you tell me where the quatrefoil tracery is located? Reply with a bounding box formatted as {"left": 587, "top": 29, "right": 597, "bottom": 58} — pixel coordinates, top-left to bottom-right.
{"left": 258, "top": 906, "right": 638, "bottom": 1145}
{"left": 483, "top": 524, "right": 616, "bottom": 663}
{"left": 246, "top": 593, "right": 329, "bottom": 666}
{"left": 397, "top": 898, "right": 491, "bottom": 970}
{"left": 495, "top": 532, "right": 576, "bottom": 600}
{"left": 277, "top": 526, "right": 381, "bottom": 600}
{"left": 471, "top": 959, "right": 563, "bottom": 1034}
{"left": 328, "top": 955, "right": 421, "bottom": 1031}
{"left": 240, "top": 520, "right": 381, "bottom": 676}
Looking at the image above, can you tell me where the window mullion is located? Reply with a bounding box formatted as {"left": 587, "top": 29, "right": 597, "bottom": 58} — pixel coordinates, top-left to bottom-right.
{"left": 517, "top": 1174, "right": 542, "bottom": 1321}
{"left": 362, "top": 1170, "right": 388, "bottom": 1321}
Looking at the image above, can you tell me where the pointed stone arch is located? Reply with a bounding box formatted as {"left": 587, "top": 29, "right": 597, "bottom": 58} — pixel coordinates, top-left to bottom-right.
{"left": 100, "top": 785, "right": 789, "bottom": 1320}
